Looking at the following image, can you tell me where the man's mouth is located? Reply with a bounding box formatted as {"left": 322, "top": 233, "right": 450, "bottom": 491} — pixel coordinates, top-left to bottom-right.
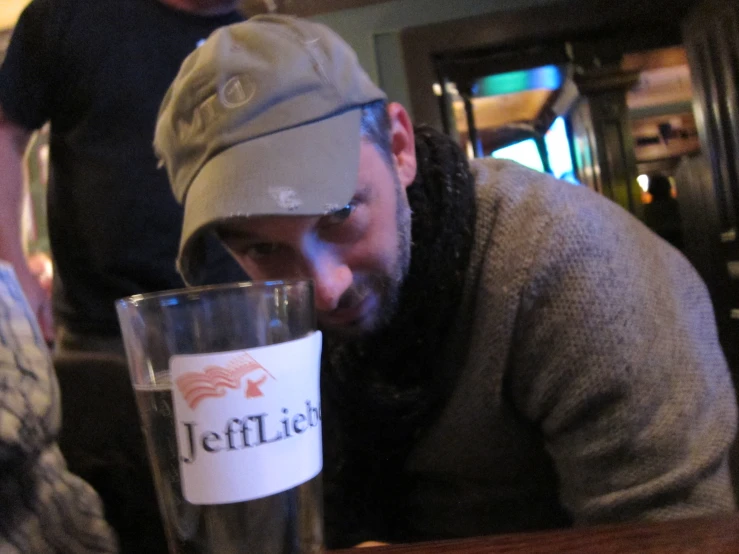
{"left": 318, "top": 293, "right": 377, "bottom": 328}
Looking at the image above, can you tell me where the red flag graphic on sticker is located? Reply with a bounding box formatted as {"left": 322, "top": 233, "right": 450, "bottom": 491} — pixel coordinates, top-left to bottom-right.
{"left": 175, "top": 352, "right": 276, "bottom": 409}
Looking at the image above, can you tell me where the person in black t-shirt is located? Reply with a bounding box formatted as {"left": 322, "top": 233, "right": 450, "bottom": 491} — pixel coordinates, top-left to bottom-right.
{"left": 0, "top": 2, "right": 246, "bottom": 551}
{"left": 0, "top": 0, "right": 246, "bottom": 354}
{"left": 644, "top": 173, "right": 684, "bottom": 251}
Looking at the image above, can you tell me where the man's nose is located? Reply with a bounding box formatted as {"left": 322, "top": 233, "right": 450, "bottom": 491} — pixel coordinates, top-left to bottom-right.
{"left": 305, "top": 251, "right": 353, "bottom": 313}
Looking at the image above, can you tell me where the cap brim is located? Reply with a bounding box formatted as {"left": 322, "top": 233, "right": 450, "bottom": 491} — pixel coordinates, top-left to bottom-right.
{"left": 178, "top": 109, "right": 361, "bottom": 284}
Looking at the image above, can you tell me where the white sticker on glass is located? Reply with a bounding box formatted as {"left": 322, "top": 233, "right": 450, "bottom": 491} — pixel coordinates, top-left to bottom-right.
{"left": 169, "top": 332, "right": 323, "bottom": 505}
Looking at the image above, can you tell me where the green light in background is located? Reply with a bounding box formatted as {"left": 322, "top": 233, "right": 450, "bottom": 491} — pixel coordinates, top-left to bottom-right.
{"left": 475, "top": 66, "right": 562, "bottom": 97}
{"left": 478, "top": 71, "right": 529, "bottom": 96}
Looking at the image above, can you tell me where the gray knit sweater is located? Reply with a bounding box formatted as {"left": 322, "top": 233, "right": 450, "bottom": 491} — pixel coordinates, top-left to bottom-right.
{"left": 402, "top": 159, "right": 737, "bottom": 538}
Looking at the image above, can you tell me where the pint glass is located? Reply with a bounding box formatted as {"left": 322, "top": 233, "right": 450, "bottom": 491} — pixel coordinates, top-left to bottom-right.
{"left": 116, "top": 281, "right": 324, "bottom": 553}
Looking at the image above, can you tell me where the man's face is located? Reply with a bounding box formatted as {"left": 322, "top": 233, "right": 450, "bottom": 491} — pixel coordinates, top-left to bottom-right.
{"left": 218, "top": 138, "right": 413, "bottom": 337}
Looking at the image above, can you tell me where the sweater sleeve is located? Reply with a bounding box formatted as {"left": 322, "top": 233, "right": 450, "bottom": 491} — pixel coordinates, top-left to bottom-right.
{"left": 0, "top": 262, "right": 58, "bottom": 466}
{"left": 0, "top": 263, "right": 117, "bottom": 553}
{"left": 508, "top": 190, "right": 737, "bottom": 524}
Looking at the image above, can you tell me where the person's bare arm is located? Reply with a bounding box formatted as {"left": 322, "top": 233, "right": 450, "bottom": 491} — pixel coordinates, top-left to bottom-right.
{"left": 0, "top": 104, "right": 53, "bottom": 341}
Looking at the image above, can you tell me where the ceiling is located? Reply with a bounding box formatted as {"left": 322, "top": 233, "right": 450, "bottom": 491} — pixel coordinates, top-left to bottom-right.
{"left": 625, "top": 47, "right": 697, "bottom": 163}
{"left": 453, "top": 89, "right": 553, "bottom": 134}
{"left": 623, "top": 47, "right": 693, "bottom": 112}
{"left": 447, "top": 45, "right": 695, "bottom": 157}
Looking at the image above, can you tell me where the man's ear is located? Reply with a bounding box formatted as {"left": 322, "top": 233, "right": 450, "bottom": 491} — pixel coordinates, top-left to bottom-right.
{"left": 387, "top": 102, "right": 417, "bottom": 189}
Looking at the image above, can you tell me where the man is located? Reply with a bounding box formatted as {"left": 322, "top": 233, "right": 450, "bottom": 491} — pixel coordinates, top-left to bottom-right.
{"left": 154, "top": 15, "right": 737, "bottom": 548}
{"left": 644, "top": 173, "right": 683, "bottom": 250}
{"left": 0, "top": 261, "right": 117, "bottom": 553}
{"left": 0, "top": 0, "right": 246, "bottom": 353}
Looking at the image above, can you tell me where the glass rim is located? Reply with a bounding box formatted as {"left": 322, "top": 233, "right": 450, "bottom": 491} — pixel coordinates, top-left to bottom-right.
{"left": 116, "top": 279, "right": 313, "bottom": 308}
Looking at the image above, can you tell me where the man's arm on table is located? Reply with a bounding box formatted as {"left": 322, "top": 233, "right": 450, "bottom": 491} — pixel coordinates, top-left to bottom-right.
{"left": 509, "top": 191, "right": 737, "bottom": 524}
{"left": 0, "top": 104, "right": 53, "bottom": 340}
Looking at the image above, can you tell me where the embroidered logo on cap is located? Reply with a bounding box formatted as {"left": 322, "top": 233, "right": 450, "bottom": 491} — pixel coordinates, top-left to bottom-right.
{"left": 220, "top": 76, "right": 256, "bottom": 108}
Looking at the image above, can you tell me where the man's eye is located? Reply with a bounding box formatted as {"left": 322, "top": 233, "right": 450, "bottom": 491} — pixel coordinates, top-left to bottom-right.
{"left": 245, "top": 243, "right": 282, "bottom": 260}
{"left": 323, "top": 203, "right": 356, "bottom": 226}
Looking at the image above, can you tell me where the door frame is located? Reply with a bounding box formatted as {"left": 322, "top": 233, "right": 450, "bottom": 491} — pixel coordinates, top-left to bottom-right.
{"left": 400, "top": 0, "right": 691, "bottom": 131}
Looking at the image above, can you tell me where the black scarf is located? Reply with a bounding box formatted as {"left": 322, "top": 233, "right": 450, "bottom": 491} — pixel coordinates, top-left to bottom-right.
{"left": 321, "top": 126, "right": 477, "bottom": 548}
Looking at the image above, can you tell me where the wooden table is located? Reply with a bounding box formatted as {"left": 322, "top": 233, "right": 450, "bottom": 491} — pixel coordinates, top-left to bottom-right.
{"left": 330, "top": 515, "right": 739, "bottom": 553}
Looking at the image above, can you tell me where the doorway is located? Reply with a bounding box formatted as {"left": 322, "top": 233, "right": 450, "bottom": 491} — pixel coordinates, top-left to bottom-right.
{"left": 401, "top": 0, "right": 739, "bottom": 376}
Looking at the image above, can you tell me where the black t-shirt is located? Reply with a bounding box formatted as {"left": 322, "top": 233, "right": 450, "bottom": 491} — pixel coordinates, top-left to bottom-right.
{"left": 0, "top": 0, "right": 246, "bottom": 335}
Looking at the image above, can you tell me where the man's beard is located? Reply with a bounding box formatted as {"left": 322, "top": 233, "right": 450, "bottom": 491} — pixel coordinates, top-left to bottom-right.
{"left": 319, "top": 180, "right": 412, "bottom": 338}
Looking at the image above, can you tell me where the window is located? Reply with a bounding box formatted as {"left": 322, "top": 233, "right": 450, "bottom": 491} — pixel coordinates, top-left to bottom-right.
{"left": 544, "top": 117, "right": 575, "bottom": 181}
{"left": 492, "top": 138, "right": 544, "bottom": 172}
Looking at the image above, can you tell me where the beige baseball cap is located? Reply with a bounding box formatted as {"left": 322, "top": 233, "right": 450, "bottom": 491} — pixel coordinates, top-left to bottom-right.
{"left": 154, "top": 15, "right": 387, "bottom": 284}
